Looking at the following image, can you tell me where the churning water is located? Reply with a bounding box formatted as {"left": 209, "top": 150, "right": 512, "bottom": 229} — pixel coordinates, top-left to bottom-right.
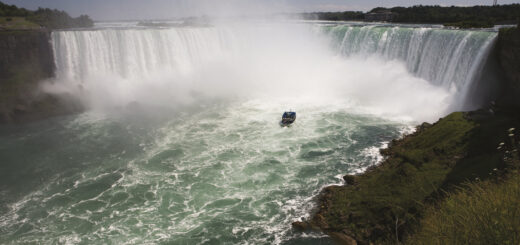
{"left": 0, "top": 21, "right": 497, "bottom": 244}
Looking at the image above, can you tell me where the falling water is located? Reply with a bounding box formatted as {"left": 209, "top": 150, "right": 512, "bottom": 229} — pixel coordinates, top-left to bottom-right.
{"left": 327, "top": 25, "right": 497, "bottom": 101}
{"left": 0, "top": 22, "right": 499, "bottom": 244}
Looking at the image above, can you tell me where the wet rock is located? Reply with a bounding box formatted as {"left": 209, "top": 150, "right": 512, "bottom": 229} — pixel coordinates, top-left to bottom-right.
{"left": 417, "top": 122, "right": 432, "bottom": 132}
{"left": 329, "top": 232, "right": 357, "bottom": 245}
{"left": 343, "top": 175, "right": 357, "bottom": 185}
{"left": 313, "top": 214, "right": 329, "bottom": 229}
{"left": 291, "top": 221, "right": 310, "bottom": 231}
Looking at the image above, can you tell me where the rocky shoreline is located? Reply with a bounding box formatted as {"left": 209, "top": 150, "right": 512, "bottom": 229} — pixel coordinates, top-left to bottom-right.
{"left": 293, "top": 107, "right": 520, "bottom": 244}
{"left": 292, "top": 24, "right": 520, "bottom": 245}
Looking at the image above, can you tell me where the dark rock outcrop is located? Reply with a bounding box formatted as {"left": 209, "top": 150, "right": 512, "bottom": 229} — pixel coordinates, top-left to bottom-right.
{"left": 342, "top": 175, "right": 357, "bottom": 185}
{"left": 0, "top": 30, "right": 53, "bottom": 80}
{"left": 291, "top": 221, "right": 311, "bottom": 231}
{"left": 0, "top": 30, "right": 82, "bottom": 123}
{"left": 497, "top": 24, "right": 520, "bottom": 105}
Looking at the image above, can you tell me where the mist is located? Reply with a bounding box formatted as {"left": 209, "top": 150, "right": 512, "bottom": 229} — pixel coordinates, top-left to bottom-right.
{"left": 0, "top": 2, "right": 509, "bottom": 244}
{"left": 42, "top": 21, "right": 456, "bottom": 123}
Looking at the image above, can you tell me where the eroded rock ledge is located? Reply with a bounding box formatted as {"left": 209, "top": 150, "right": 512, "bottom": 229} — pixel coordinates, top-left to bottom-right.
{"left": 0, "top": 30, "right": 83, "bottom": 123}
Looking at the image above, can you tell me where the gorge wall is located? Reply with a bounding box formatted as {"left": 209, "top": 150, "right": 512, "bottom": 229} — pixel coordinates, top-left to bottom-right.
{"left": 0, "top": 30, "right": 80, "bottom": 123}
{"left": 497, "top": 25, "right": 520, "bottom": 106}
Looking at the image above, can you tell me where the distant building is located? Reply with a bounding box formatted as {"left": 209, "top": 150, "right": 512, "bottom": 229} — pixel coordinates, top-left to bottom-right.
{"left": 365, "top": 11, "right": 396, "bottom": 22}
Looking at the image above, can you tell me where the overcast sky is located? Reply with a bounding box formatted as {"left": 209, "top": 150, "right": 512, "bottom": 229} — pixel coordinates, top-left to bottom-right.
{"left": 3, "top": 0, "right": 520, "bottom": 20}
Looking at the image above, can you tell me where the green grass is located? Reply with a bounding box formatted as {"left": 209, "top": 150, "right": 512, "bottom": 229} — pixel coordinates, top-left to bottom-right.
{"left": 407, "top": 170, "right": 520, "bottom": 245}
{"left": 312, "top": 109, "right": 520, "bottom": 243}
{"left": 0, "top": 17, "right": 39, "bottom": 30}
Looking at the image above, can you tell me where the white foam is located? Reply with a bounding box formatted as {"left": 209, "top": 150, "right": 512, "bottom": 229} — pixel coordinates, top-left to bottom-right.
{"left": 43, "top": 22, "right": 479, "bottom": 123}
{"left": 5, "top": 21, "right": 495, "bottom": 244}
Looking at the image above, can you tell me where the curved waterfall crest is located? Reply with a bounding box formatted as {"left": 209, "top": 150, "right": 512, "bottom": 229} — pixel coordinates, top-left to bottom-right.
{"left": 50, "top": 24, "right": 498, "bottom": 114}
{"left": 327, "top": 25, "right": 497, "bottom": 93}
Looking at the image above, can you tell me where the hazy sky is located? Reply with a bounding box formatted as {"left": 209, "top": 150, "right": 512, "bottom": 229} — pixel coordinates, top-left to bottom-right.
{"left": 3, "top": 0, "right": 520, "bottom": 20}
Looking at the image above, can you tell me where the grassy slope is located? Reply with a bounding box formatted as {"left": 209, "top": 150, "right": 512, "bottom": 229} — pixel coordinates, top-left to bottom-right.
{"left": 310, "top": 108, "right": 520, "bottom": 243}
{"left": 0, "top": 17, "right": 39, "bottom": 30}
{"left": 407, "top": 170, "right": 520, "bottom": 245}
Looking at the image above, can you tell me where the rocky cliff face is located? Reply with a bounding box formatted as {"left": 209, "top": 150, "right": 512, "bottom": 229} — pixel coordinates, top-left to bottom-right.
{"left": 497, "top": 25, "right": 520, "bottom": 105}
{"left": 0, "top": 31, "right": 54, "bottom": 75}
{"left": 0, "top": 30, "right": 81, "bottom": 123}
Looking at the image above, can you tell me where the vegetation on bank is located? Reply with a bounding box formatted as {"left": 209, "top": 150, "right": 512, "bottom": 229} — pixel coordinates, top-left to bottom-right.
{"left": 382, "top": 4, "right": 520, "bottom": 25}
{"left": 300, "top": 11, "right": 365, "bottom": 21}
{"left": 0, "top": 16, "right": 39, "bottom": 29}
{"left": 0, "top": 1, "right": 93, "bottom": 30}
{"left": 443, "top": 20, "right": 495, "bottom": 29}
{"left": 295, "top": 107, "right": 520, "bottom": 243}
{"left": 407, "top": 116, "right": 520, "bottom": 244}
{"left": 302, "top": 4, "right": 520, "bottom": 28}
{"left": 407, "top": 169, "right": 520, "bottom": 244}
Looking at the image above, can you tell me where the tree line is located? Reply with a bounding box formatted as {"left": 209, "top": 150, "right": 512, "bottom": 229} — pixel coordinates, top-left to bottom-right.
{"left": 387, "top": 4, "right": 520, "bottom": 25}
{"left": 0, "top": 1, "right": 93, "bottom": 29}
{"left": 301, "top": 4, "right": 520, "bottom": 26}
{"left": 301, "top": 11, "right": 365, "bottom": 21}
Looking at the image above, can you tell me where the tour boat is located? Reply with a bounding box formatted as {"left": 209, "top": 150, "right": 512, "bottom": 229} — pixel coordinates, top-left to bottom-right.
{"left": 280, "top": 111, "right": 296, "bottom": 126}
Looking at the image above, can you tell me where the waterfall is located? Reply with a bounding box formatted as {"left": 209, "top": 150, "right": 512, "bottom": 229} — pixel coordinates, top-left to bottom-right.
{"left": 49, "top": 23, "right": 498, "bottom": 118}
{"left": 326, "top": 25, "right": 497, "bottom": 96}
{"left": 51, "top": 28, "right": 236, "bottom": 81}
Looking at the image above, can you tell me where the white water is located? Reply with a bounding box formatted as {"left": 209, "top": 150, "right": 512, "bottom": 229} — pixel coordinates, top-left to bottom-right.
{"left": 0, "top": 22, "right": 500, "bottom": 244}
{"left": 46, "top": 22, "right": 497, "bottom": 122}
{"left": 327, "top": 25, "right": 497, "bottom": 106}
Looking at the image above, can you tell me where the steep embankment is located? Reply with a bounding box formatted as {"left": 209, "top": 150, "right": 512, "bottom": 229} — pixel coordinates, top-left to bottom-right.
{"left": 0, "top": 30, "right": 81, "bottom": 122}
{"left": 295, "top": 25, "right": 520, "bottom": 244}
{"left": 497, "top": 25, "right": 520, "bottom": 105}
{"left": 407, "top": 167, "right": 520, "bottom": 244}
{"left": 294, "top": 108, "right": 520, "bottom": 244}
{"left": 0, "top": 2, "right": 91, "bottom": 123}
